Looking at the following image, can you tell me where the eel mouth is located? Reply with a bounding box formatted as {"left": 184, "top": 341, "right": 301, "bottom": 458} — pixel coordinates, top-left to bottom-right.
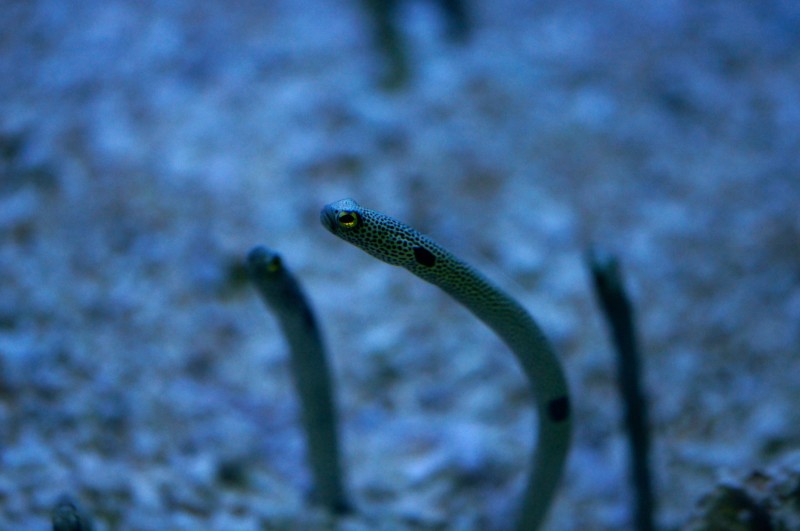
{"left": 319, "top": 205, "right": 337, "bottom": 234}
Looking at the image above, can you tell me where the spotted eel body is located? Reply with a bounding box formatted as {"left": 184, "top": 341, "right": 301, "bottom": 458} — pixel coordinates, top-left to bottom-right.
{"left": 247, "top": 246, "right": 350, "bottom": 514}
{"left": 320, "top": 198, "right": 571, "bottom": 530}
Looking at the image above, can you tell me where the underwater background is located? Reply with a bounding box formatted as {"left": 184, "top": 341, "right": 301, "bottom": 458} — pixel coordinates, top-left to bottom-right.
{"left": 1, "top": 0, "right": 799, "bottom": 529}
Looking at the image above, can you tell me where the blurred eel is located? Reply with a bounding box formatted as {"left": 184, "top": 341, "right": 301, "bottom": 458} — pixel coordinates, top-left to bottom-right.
{"left": 51, "top": 495, "right": 92, "bottom": 531}
{"left": 588, "top": 249, "right": 655, "bottom": 531}
{"left": 246, "top": 246, "right": 350, "bottom": 514}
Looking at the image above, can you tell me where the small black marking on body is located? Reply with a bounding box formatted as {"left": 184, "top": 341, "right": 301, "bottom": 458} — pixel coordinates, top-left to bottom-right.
{"left": 547, "top": 396, "right": 570, "bottom": 422}
{"left": 413, "top": 246, "right": 436, "bottom": 267}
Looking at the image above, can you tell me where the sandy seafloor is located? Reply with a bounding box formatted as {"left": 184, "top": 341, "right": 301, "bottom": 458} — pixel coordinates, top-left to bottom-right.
{"left": 1, "top": 0, "right": 799, "bottom": 529}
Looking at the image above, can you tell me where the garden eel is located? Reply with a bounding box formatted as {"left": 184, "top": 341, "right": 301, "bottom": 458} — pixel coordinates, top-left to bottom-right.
{"left": 51, "top": 495, "right": 92, "bottom": 531}
{"left": 320, "top": 198, "right": 571, "bottom": 530}
{"left": 246, "top": 246, "right": 350, "bottom": 514}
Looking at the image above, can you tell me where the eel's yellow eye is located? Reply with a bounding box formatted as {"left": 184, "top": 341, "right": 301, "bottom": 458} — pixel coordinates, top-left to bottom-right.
{"left": 337, "top": 211, "right": 359, "bottom": 228}
{"left": 266, "top": 255, "right": 282, "bottom": 273}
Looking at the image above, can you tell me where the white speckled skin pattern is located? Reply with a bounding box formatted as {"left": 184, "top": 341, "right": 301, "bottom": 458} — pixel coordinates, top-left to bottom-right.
{"left": 321, "top": 198, "right": 571, "bottom": 530}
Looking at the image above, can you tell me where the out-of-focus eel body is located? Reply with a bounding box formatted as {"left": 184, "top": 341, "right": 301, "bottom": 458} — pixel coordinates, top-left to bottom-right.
{"left": 247, "top": 246, "right": 349, "bottom": 514}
